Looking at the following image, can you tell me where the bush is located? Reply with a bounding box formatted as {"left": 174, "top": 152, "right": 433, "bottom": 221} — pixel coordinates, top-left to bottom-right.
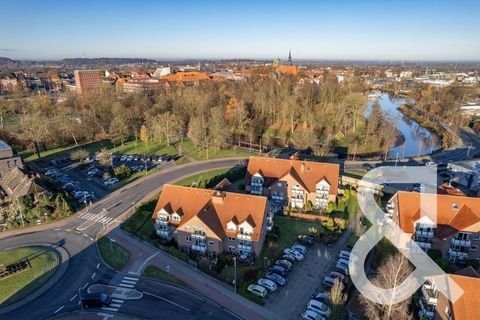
{"left": 114, "top": 164, "right": 133, "bottom": 179}
{"left": 427, "top": 249, "right": 442, "bottom": 261}
{"left": 243, "top": 267, "right": 260, "bottom": 283}
{"left": 324, "top": 218, "right": 335, "bottom": 232}
{"left": 305, "top": 200, "right": 313, "bottom": 212}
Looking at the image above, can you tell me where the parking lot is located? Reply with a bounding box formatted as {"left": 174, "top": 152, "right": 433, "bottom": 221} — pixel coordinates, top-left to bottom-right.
{"left": 260, "top": 231, "right": 354, "bottom": 320}
{"left": 40, "top": 152, "right": 176, "bottom": 206}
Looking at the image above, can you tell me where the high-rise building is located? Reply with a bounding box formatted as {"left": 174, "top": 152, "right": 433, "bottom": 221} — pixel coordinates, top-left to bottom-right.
{"left": 74, "top": 70, "right": 103, "bottom": 95}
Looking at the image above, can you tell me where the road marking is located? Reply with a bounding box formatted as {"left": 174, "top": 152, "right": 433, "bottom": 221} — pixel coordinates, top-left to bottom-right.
{"left": 110, "top": 303, "right": 122, "bottom": 308}
{"left": 83, "top": 233, "right": 89, "bottom": 238}
{"left": 97, "top": 312, "right": 114, "bottom": 318}
{"left": 65, "top": 229, "right": 71, "bottom": 232}
{"left": 97, "top": 263, "right": 100, "bottom": 269}
{"left": 112, "top": 298, "right": 124, "bottom": 303}
{"left": 54, "top": 228, "right": 61, "bottom": 231}
{"left": 101, "top": 307, "right": 118, "bottom": 312}
{"left": 123, "top": 276, "right": 138, "bottom": 281}
{"left": 70, "top": 294, "right": 78, "bottom": 301}
{"left": 143, "top": 292, "right": 190, "bottom": 312}
{"left": 91, "top": 272, "right": 96, "bottom": 279}
{"left": 89, "top": 236, "right": 95, "bottom": 242}
{"left": 121, "top": 280, "right": 137, "bottom": 285}
{"left": 118, "top": 283, "right": 134, "bottom": 288}
{"left": 134, "top": 251, "right": 160, "bottom": 275}
{"left": 75, "top": 230, "right": 80, "bottom": 234}
{"left": 54, "top": 306, "right": 64, "bottom": 314}
{"left": 82, "top": 282, "right": 89, "bottom": 289}
{"left": 128, "top": 271, "right": 137, "bottom": 275}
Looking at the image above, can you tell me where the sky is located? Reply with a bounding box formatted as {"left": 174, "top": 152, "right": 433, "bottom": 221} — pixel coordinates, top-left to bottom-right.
{"left": 1, "top": 0, "right": 479, "bottom": 61}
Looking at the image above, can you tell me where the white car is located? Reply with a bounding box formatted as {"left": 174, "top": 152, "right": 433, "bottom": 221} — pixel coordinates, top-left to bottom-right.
{"left": 307, "top": 299, "right": 331, "bottom": 317}
{"left": 120, "top": 155, "right": 127, "bottom": 161}
{"left": 283, "top": 248, "right": 304, "bottom": 261}
{"left": 426, "top": 161, "right": 437, "bottom": 168}
{"left": 257, "top": 278, "right": 277, "bottom": 292}
{"left": 292, "top": 244, "right": 307, "bottom": 255}
{"left": 247, "top": 284, "right": 268, "bottom": 298}
{"left": 104, "top": 178, "right": 119, "bottom": 185}
{"left": 302, "top": 309, "right": 325, "bottom": 320}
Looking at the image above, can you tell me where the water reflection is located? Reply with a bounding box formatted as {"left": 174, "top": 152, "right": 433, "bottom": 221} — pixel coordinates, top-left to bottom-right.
{"left": 367, "top": 92, "right": 441, "bottom": 158}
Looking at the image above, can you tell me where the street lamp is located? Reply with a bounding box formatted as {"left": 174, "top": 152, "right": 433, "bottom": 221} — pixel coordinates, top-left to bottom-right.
{"left": 395, "top": 152, "right": 399, "bottom": 167}
{"left": 78, "top": 287, "right": 83, "bottom": 312}
{"left": 233, "top": 256, "right": 237, "bottom": 294}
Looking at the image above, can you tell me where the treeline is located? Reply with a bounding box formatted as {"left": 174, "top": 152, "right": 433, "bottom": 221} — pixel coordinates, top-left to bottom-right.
{"left": 0, "top": 77, "right": 397, "bottom": 157}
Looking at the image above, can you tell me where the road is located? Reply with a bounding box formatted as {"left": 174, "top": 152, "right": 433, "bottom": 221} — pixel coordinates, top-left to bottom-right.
{"left": 0, "top": 158, "right": 245, "bottom": 320}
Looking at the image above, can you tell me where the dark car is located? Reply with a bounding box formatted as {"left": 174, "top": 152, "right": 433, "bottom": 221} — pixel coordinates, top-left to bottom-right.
{"left": 269, "top": 265, "right": 288, "bottom": 277}
{"left": 264, "top": 272, "right": 287, "bottom": 286}
{"left": 297, "top": 235, "right": 315, "bottom": 245}
{"left": 80, "top": 292, "right": 112, "bottom": 308}
{"left": 281, "top": 253, "right": 296, "bottom": 263}
{"left": 275, "top": 259, "right": 293, "bottom": 271}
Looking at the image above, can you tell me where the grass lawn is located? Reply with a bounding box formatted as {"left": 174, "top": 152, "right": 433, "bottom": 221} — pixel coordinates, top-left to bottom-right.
{"left": 179, "top": 140, "right": 255, "bottom": 161}
{"left": 23, "top": 140, "right": 114, "bottom": 162}
{"left": 142, "top": 265, "right": 186, "bottom": 286}
{"left": 97, "top": 236, "right": 131, "bottom": 271}
{"left": 174, "top": 168, "right": 230, "bottom": 187}
{"left": 0, "top": 246, "right": 59, "bottom": 305}
{"left": 111, "top": 140, "right": 177, "bottom": 157}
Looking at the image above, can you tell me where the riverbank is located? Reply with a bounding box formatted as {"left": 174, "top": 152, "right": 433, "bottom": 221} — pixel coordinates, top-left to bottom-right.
{"left": 397, "top": 104, "right": 445, "bottom": 141}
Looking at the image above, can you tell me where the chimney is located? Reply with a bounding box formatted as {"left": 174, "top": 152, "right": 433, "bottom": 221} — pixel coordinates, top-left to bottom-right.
{"left": 212, "top": 190, "right": 225, "bottom": 205}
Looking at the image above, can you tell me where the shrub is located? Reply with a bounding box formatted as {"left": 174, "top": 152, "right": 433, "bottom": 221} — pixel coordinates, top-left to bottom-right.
{"left": 114, "top": 164, "right": 133, "bottom": 179}
{"left": 243, "top": 267, "right": 260, "bottom": 282}
{"left": 427, "top": 249, "right": 442, "bottom": 261}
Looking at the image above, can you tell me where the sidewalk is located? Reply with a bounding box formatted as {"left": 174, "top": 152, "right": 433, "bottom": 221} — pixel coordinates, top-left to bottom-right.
{"left": 108, "top": 228, "right": 283, "bottom": 320}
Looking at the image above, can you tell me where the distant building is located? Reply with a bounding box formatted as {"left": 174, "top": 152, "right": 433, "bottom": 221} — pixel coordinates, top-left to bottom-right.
{"left": 245, "top": 156, "right": 340, "bottom": 213}
{"left": 152, "top": 67, "right": 171, "bottom": 78}
{"left": 0, "top": 167, "right": 46, "bottom": 199}
{"left": 116, "top": 78, "right": 167, "bottom": 94}
{"left": 74, "top": 70, "right": 103, "bottom": 95}
{"left": 151, "top": 185, "right": 269, "bottom": 258}
{"left": 161, "top": 71, "right": 209, "bottom": 86}
{"left": 0, "top": 140, "right": 23, "bottom": 179}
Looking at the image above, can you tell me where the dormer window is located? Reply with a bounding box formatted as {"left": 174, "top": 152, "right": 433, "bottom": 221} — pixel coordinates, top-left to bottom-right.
{"left": 172, "top": 215, "right": 180, "bottom": 221}
{"left": 227, "top": 219, "right": 237, "bottom": 231}
{"left": 452, "top": 203, "right": 458, "bottom": 209}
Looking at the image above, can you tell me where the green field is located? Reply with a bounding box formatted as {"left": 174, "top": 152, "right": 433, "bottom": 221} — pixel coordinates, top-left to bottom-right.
{"left": 0, "top": 246, "right": 59, "bottom": 305}
{"left": 142, "top": 265, "right": 186, "bottom": 286}
{"left": 97, "top": 237, "right": 131, "bottom": 271}
{"left": 174, "top": 168, "right": 230, "bottom": 187}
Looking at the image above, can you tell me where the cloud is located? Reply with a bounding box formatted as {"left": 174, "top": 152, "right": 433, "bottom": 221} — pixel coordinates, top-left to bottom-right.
{"left": 0, "top": 49, "right": 15, "bottom": 52}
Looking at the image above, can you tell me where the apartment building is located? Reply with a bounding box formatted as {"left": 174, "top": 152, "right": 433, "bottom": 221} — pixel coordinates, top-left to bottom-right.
{"left": 115, "top": 78, "right": 167, "bottom": 94}
{"left": 74, "top": 70, "right": 103, "bottom": 95}
{"left": 418, "top": 267, "right": 480, "bottom": 320}
{"left": 245, "top": 156, "right": 339, "bottom": 213}
{"left": 388, "top": 191, "right": 480, "bottom": 262}
{"left": 151, "top": 185, "right": 269, "bottom": 258}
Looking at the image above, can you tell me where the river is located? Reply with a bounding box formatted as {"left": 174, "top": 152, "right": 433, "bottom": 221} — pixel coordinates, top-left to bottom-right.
{"left": 367, "top": 92, "right": 442, "bottom": 158}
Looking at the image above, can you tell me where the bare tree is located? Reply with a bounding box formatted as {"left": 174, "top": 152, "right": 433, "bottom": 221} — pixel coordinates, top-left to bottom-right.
{"left": 70, "top": 148, "right": 89, "bottom": 164}
{"left": 330, "top": 278, "right": 347, "bottom": 320}
{"left": 361, "top": 253, "right": 413, "bottom": 320}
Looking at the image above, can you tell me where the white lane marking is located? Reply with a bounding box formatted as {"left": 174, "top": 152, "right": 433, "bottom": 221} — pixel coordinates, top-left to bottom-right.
{"left": 127, "top": 271, "right": 137, "bottom": 275}
{"left": 121, "top": 280, "right": 137, "bottom": 285}
{"left": 97, "top": 312, "right": 114, "bottom": 318}
{"left": 118, "top": 283, "right": 134, "bottom": 288}
{"left": 91, "top": 272, "right": 96, "bottom": 279}
{"left": 143, "top": 292, "right": 190, "bottom": 312}
{"left": 75, "top": 230, "right": 80, "bottom": 234}
{"left": 82, "top": 282, "right": 89, "bottom": 289}
{"left": 101, "top": 307, "right": 118, "bottom": 312}
{"left": 70, "top": 294, "right": 78, "bottom": 301}
{"left": 89, "top": 236, "right": 95, "bottom": 242}
{"left": 98, "top": 217, "right": 113, "bottom": 224}
{"left": 65, "top": 229, "right": 71, "bottom": 232}
{"left": 54, "top": 228, "right": 61, "bottom": 231}
{"left": 123, "top": 276, "right": 138, "bottom": 281}
{"left": 54, "top": 306, "right": 64, "bottom": 314}
{"left": 96, "top": 263, "right": 100, "bottom": 269}
{"left": 112, "top": 298, "right": 124, "bottom": 303}
{"left": 134, "top": 251, "right": 161, "bottom": 275}
{"left": 83, "top": 233, "right": 89, "bottom": 238}
{"left": 110, "top": 303, "right": 122, "bottom": 308}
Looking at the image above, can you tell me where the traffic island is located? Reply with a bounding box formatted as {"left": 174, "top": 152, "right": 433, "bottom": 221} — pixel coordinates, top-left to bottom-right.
{"left": 0, "top": 246, "right": 59, "bottom": 306}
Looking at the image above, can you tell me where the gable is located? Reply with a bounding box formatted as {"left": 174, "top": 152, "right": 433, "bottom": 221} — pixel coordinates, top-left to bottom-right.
{"left": 226, "top": 220, "right": 237, "bottom": 231}
{"left": 178, "top": 214, "right": 223, "bottom": 240}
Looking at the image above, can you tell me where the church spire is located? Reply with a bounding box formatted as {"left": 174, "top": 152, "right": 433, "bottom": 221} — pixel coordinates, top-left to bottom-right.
{"left": 288, "top": 49, "right": 292, "bottom": 65}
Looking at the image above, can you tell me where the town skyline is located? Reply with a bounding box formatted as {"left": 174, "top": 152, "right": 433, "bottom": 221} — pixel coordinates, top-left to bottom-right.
{"left": 2, "top": 0, "right": 480, "bottom": 61}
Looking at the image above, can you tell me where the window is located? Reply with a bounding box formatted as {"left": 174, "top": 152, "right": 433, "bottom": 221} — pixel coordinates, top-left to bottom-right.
{"left": 445, "top": 306, "right": 452, "bottom": 320}
{"left": 452, "top": 203, "right": 459, "bottom": 209}
{"left": 473, "top": 234, "right": 480, "bottom": 241}
{"left": 208, "top": 240, "right": 214, "bottom": 246}
{"left": 471, "top": 245, "right": 478, "bottom": 252}
{"left": 228, "top": 246, "right": 235, "bottom": 252}
{"left": 457, "top": 232, "right": 470, "bottom": 240}
{"left": 228, "top": 237, "right": 236, "bottom": 241}
{"left": 185, "top": 236, "right": 192, "bottom": 242}
{"left": 172, "top": 215, "right": 180, "bottom": 221}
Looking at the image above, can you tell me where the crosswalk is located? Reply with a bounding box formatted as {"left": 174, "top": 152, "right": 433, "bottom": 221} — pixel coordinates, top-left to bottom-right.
{"left": 118, "top": 275, "right": 139, "bottom": 288}
{"left": 80, "top": 212, "right": 114, "bottom": 225}
{"left": 101, "top": 298, "right": 125, "bottom": 312}
{"left": 101, "top": 275, "right": 139, "bottom": 312}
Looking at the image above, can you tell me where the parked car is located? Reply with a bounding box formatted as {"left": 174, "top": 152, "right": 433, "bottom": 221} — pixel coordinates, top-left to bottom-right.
{"left": 334, "top": 265, "right": 349, "bottom": 276}
{"left": 425, "top": 161, "right": 437, "bottom": 168}
{"left": 311, "top": 292, "right": 330, "bottom": 304}
{"left": 330, "top": 271, "right": 348, "bottom": 283}
{"left": 307, "top": 299, "right": 331, "bottom": 317}
{"left": 292, "top": 244, "right": 307, "bottom": 255}
{"left": 281, "top": 253, "right": 296, "bottom": 263}
{"left": 275, "top": 259, "right": 292, "bottom": 271}
{"left": 297, "top": 235, "right": 315, "bottom": 245}
{"left": 264, "top": 272, "right": 287, "bottom": 286}
{"left": 269, "top": 265, "right": 288, "bottom": 277}
{"left": 247, "top": 284, "right": 268, "bottom": 298}
{"left": 283, "top": 248, "right": 304, "bottom": 261}
{"left": 322, "top": 276, "right": 337, "bottom": 288}
{"left": 104, "top": 177, "right": 119, "bottom": 185}
{"left": 120, "top": 155, "right": 127, "bottom": 161}
{"left": 337, "top": 258, "right": 349, "bottom": 269}
{"left": 257, "top": 278, "right": 277, "bottom": 292}
{"left": 80, "top": 292, "right": 112, "bottom": 308}
{"left": 302, "top": 309, "right": 325, "bottom": 320}
{"left": 339, "top": 251, "right": 358, "bottom": 262}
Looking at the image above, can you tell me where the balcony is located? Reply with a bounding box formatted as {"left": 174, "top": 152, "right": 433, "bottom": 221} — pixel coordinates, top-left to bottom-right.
{"left": 418, "top": 298, "right": 435, "bottom": 319}
{"left": 156, "top": 229, "right": 171, "bottom": 239}
{"left": 192, "top": 231, "right": 206, "bottom": 239}
{"left": 451, "top": 238, "right": 471, "bottom": 247}
{"left": 415, "top": 230, "right": 434, "bottom": 238}
{"left": 238, "top": 232, "right": 253, "bottom": 240}
{"left": 192, "top": 244, "right": 206, "bottom": 253}
{"left": 156, "top": 219, "right": 169, "bottom": 226}
{"left": 238, "top": 243, "right": 253, "bottom": 251}
{"left": 448, "top": 248, "right": 469, "bottom": 257}
{"left": 415, "top": 241, "right": 432, "bottom": 249}
{"left": 421, "top": 284, "right": 439, "bottom": 305}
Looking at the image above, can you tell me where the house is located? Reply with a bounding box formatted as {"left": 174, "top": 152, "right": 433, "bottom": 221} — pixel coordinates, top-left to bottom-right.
{"left": 245, "top": 157, "right": 340, "bottom": 213}
{"left": 388, "top": 192, "right": 480, "bottom": 262}
{"left": 0, "top": 167, "right": 46, "bottom": 199}
{"left": 418, "top": 267, "right": 480, "bottom": 320}
{"left": 0, "top": 140, "right": 23, "bottom": 178}
{"left": 151, "top": 185, "right": 269, "bottom": 258}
